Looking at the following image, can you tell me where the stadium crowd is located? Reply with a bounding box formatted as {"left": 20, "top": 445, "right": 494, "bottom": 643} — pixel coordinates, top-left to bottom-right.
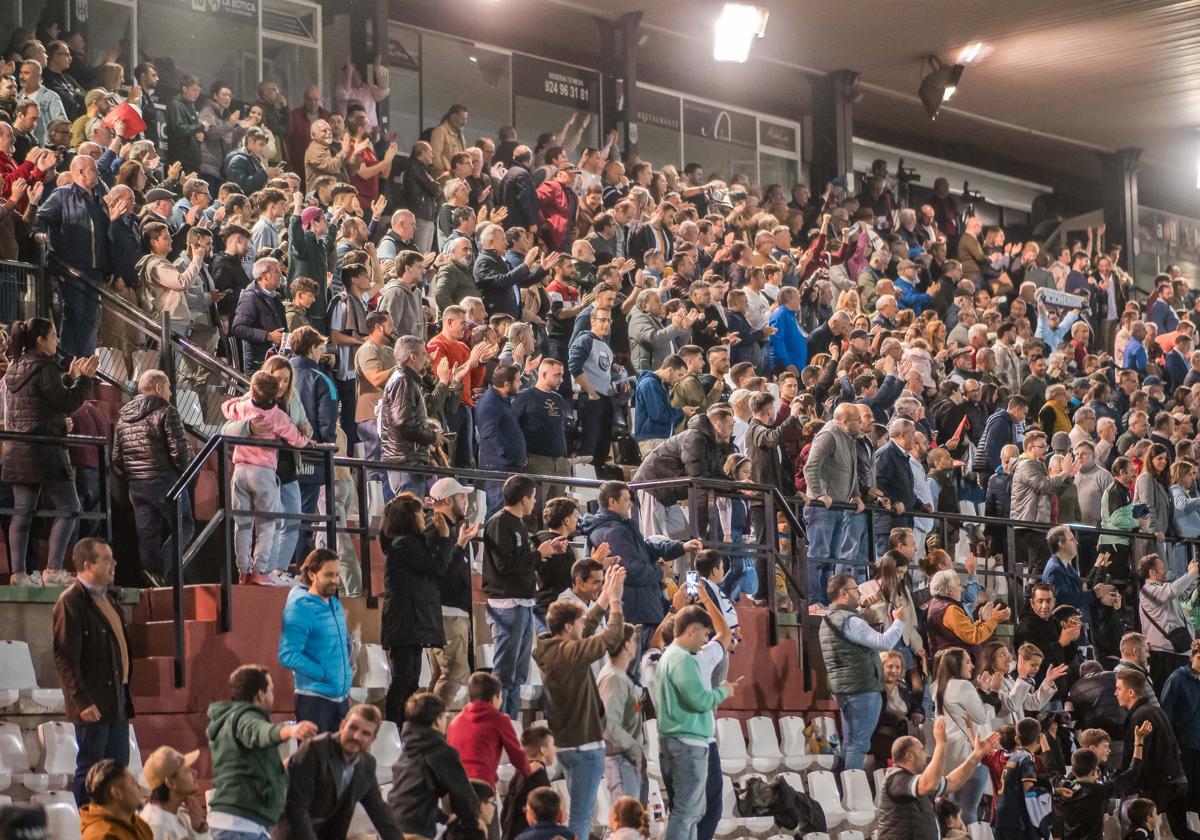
{"left": 0, "top": 20, "right": 1198, "bottom": 840}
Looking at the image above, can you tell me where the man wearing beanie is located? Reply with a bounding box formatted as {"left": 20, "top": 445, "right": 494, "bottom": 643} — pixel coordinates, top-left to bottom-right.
{"left": 287, "top": 190, "right": 344, "bottom": 332}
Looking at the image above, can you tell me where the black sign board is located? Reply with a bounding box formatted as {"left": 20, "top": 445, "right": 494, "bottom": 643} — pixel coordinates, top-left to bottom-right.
{"left": 631, "top": 86, "right": 682, "bottom": 132}
{"left": 759, "top": 120, "right": 796, "bottom": 153}
{"left": 512, "top": 55, "right": 599, "bottom": 112}
{"left": 683, "top": 100, "right": 756, "bottom": 148}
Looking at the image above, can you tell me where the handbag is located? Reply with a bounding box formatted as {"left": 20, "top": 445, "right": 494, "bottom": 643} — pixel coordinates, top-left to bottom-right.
{"left": 1140, "top": 600, "right": 1193, "bottom": 653}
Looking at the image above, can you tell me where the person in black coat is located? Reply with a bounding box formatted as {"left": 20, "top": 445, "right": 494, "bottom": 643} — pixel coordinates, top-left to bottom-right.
{"left": 230, "top": 257, "right": 286, "bottom": 371}
{"left": 427, "top": 479, "right": 479, "bottom": 706}
{"left": 381, "top": 493, "right": 453, "bottom": 725}
{"left": 501, "top": 147, "right": 538, "bottom": 231}
{"left": 388, "top": 693, "right": 481, "bottom": 840}
{"left": 279, "top": 707, "right": 401, "bottom": 840}
{"left": 397, "top": 143, "right": 440, "bottom": 252}
{"left": 473, "top": 224, "right": 557, "bottom": 318}
{"left": 1114, "top": 670, "right": 1192, "bottom": 839}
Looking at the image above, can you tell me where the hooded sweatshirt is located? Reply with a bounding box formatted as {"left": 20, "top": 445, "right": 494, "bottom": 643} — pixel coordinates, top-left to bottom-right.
{"left": 221, "top": 395, "right": 309, "bottom": 468}
{"left": 205, "top": 700, "right": 288, "bottom": 829}
{"left": 445, "top": 700, "right": 533, "bottom": 786}
{"left": 80, "top": 805, "right": 154, "bottom": 840}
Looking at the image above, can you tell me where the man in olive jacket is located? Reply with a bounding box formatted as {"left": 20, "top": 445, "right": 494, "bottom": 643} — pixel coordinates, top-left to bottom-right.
{"left": 206, "top": 665, "right": 316, "bottom": 838}
{"left": 532, "top": 566, "right": 626, "bottom": 840}
{"left": 279, "top": 704, "right": 400, "bottom": 840}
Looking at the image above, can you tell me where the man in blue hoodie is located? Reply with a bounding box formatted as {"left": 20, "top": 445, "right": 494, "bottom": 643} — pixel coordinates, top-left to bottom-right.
{"left": 279, "top": 549, "right": 353, "bottom": 733}
{"left": 634, "top": 355, "right": 687, "bottom": 457}
{"left": 579, "top": 480, "right": 699, "bottom": 652}
{"left": 477, "top": 363, "right": 527, "bottom": 517}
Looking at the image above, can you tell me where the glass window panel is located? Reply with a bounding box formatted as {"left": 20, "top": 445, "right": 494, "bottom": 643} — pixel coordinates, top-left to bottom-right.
{"left": 385, "top": 22, "right": 420, "bottom": 149}
{"left": 86, "top": 0, "right": 132, "bottom": 70}
{"left": 138, "top": 0, "right": 258, "bottom": 100}
{"left": 421, "top": 32, "right": 509, "bottom": 144}
{"left": 631, "top": 123, "right": 681, "bottom": 171}
{"left": 513, "top": 97, "right": 597, "bottom": 155}
{"left": 759, "top": 153, "right": 798, "bottom": 193}
{"left": 262, "top": 40, "right": 318, "bottom": 117}
{"left": 683, "top": 133, "right": 756, "bottom": 185}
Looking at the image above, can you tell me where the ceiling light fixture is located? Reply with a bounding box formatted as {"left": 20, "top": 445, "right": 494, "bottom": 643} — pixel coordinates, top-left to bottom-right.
{"left": 956, "top": 42, "right": 985, "bottom": 64}
{"left": 919, "top": 56, "right": 964, "bottom": 120}
{"left": 713, "top": 3, "right": 769, "bottom": 63}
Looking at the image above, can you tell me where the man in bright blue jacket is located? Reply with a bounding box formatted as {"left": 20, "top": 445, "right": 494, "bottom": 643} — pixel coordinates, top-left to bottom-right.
{"left": 894, "top": 260, "right": 931, "bottom": 314}
{"left": 578, "top": 480, "right": 699, "bottom": 652}
{"left": 634, "top": 356, "right": 686, "bottom": 456}
{"left": 279, "top": 549, "right": 353, "bottom": 733}
{"left": 476, "top": 363, "right": 527, "bottom": 517}
{"left": 768, "top": 286, "right": 807, "bottom": 373}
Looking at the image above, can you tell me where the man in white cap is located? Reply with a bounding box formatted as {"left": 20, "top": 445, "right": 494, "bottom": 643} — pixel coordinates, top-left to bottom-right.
{"left": 730, "top": 388, "right": 754, "bottom": 453}
{"left": 426, "top": 477, "right": 480, "bottom": 707}
{"left": 140, "top": 746, "right": 208, "bottom": 840}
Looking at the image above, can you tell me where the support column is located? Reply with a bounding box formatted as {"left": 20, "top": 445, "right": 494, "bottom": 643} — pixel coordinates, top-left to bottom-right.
{"left": 809, "top": 69, "right": 857, "bottom": 193}
{"left": 618, "top": 11, "right": 641, "bottom": 159}
{"left": 1100, "top": 147, "right": 1141, "bottom": 278}
{"left": 348, "top": 0, "right": 371, "bottom": 85}
{"left": 371, "top": 0, "right": 390, "bottom": 136}
{"left": 594, "top": 18, "right": 619, "bottom": 143}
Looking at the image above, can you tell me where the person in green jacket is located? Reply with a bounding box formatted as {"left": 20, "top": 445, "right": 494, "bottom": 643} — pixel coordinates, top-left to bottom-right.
{"left": 166, "top": 74, "right": 205, "bottom": 174}
{"left": 654, "top": 605, "right": 737, "bottom": 840}
{"left": 206, "top": 665, "right": 317, "bottom": 840}
{"left": 288, "top": 190, "right": 344, "bottom": 332}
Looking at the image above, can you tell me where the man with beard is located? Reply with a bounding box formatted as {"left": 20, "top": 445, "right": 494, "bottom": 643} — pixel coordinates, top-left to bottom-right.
{"left": 1014, "top": 583, "right": 1082, "bottom": 700}
{"left": 424, "top": 478, "right": 480, "bottom": 706}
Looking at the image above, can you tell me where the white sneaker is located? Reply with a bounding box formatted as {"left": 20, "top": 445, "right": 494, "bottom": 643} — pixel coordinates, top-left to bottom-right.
{"left": 269, "top": 571, "right": 296, "bottom": 587}
{"left": 42, "top": 570, "right": 75, "bottom": 587}
{"left": 10, "top": 571, "right": 42, "bottom": 587}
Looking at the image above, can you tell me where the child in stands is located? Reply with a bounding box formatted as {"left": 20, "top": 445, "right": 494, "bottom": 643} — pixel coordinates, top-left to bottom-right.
{"left": 935, "top": 798, "right": 969, "bottom": 840}
{"left": 993, "top": 717, "right": 1050, "bottom": 840}
{"left": 221, "top": 371, "right": 308, "bottom": 584}
{"left": 515, "top": 787, "right": 573, "bottom": 840}
{"left": 1057, "top": 748, "right": 1115, "bottom": 840}
{"left": 1123, "top": 799, "right": 1157, "bottom": 840}
{"left": 599, "top": 624, "right": 646, "bottom": 803}
{"left": 608, "top": 796, "right": 650, "bottom": 840}
{"left": 694, "top": 549, "right": 741, "bottom": 646}
{"left": 447, "top": 672, "right": 533, "bottom": 792}
{"left": 501, "top": 727, "right": 556, "bottom": 840}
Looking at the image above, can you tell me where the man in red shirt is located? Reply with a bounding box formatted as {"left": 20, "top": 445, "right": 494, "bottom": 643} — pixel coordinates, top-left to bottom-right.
{"left": 427, "top": 304, "right": 490, "bottom": 468}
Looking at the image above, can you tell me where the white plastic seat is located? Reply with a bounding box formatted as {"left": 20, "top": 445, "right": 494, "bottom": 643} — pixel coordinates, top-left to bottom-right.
{"left": 778, "top": 716, "right": 816, "bottom": 771}
{"left": 872, "top": 767, "right": 885, "bottom": 797}
{"left": 37, "top": 722, "right": 77, "bottom": 784}
{"left": 33, "top": 790, "right": 76, "bottom": 807}
{"left": 370, "top": 721, "right": 402, "bottom": 785}
{"left": 128, "top": 726, "right": 146, "bottom": 788}
{"left": 779, "top": 772, "right": 805, "bottom": 794}
{"left": 497, "top": 719, "right": 523, "bottom": 786}
{"left": 594, "top": 779, "right": 612, "bottom": 827}
{"left": 552, "top": 779, "right": 571, "bottom": 819}
{"left": 478, "top": 644, "right": 495, "bottom": 670}
{"left": 355, "top": 644, "right": 392, "bottom": 689}
{"left": 803, "top": 834, "right": 831, "bottom": 840}
{"left": 570, "top": 464, "right": 600, "bottom": 507}
{"left": 521, "top": 660, "right": 544, "bottom": 703}
{"left": 839, "top": 832, "right": 864, "bottom": 840}
{"left": 839, "top": 769, "right": 875, "bottom": 827}
{"left": 732, "top": 775, "right": 774, "bottom": 834}
{"left": 0, "top": 640, "right": 66, "bottom": 712}
{"left": 716, "top": 718, "right": 748, "bottom": 775}
{"left": 1188, "top": 813, "right": 1200, "bottom": 835}
{"left": 42, "top": 800, "right": 81, "bottom": 840}
{"left": 348, "top": 801, "right": 375, "bottom": 837}
{"left": 716, "top": 776, "right": 739, "bottom": 836}
{"left": 420, "top": 653, "right": 433, "bottom": 692}
{"left": 469, "top": 488, "right": 487, "bottom": 527}
{"left": 746, "top": 716, "right": 783, "bottom": 773}
{"left": 645, "top": 718, "right": 662, "bottom": 778}
{"left": 813, "top": 715, "right": 839, "bottom": 743}
{"left": 0, "top": 794, "right": 10, "bottom": 807}
{"left": 968, "top": 823, "right": 995, "bottom": 840}
{"left": 807, "top": 771, "right": 848, "bottom": 827}
{"left": 0, "top": 723, "right": 47, "bottom": 792}
{"left": 278, "top": 721, "right": 298, "bottom": 763}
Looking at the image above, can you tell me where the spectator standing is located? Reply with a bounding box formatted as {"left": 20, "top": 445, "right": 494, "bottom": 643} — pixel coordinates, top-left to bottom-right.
{"left": 400, "top": 143, "right": 439, "bottom": 252}
{"left": 353, "top": 312, "right": 395, "bottom": 464}
{"left": 446, "top": 672, "right": 532, "bottom": 793}
{"left": 932, "top": 647, "right": 996, "bottom": 824}
{"left": 483, "top": 475, "right": 569, "bottom": 719}
{"left": 475, "top": 222, "right": 558, "bottom": 319}
{"left": 377, "top": 250, "right": 429, "bottom": 342}
{"left": 569, "top": 306, "right": 627, "bottom": 467}
{"left": 51, "top": 539, "right": 132, "bottom": 805}
{"left": 534, "top": 567, "right": 627, "bottom": 840}
{"left": 303, "top": 118, "right": 350, "bottom": 191}
{"left": 875, "top": 718, "right": 999, "bottom": 840}
{"left": 803, "top": 403, "right": 864, "bottom": 602}
{"left": 388, "top": 692, "right": 481, "bottom": 840}
{"left": 278, "top": 704, "right": 400, "bottom": 840}
{"left": 139, "top": 746, "right": 208, "bottom": 840}
{"left": 819, "top": 573, "right": 909, "bottom": 770}
{"left": 288, "top": 194, "right": 341, "bottom": 332}
{"left": 1159, "top": 640, "right": 1200, "bottom": 819}
{"left": 198, "top": 83, "right": 247, "bottom": 193}
{"left": 599, "top": 624, "right": 646, "bottom": 803}
{"left": 206, "top": 665, "right": 317, "bottom": 840}
{"left": 477, "top": 363, "right": 527, "bottom": 515}
{"left": 290, "top": 327, "right": 340, "bottom": 556}
{"left": 512, "top": 358, "right": 573, "bottom": 500}
{"left": 279, "top": 549, "right": 353, "bottom": 732}
{"left": 426, "top": 478, "right": 480, "bottom": 706}
{"left": 429, "top": 105, "right": 468, "bottom": 177}
{"left": 231, "top": 257, "right": 286, "bottom": 372}
{"left": 3, "top": 318, "right": 96, "bottom": 586}
{"left": 380, "top": 493, "right": 453, "bottom": 723}
{"left": 501, "top": 146, "right": 538, "bottom": 230}
{"left": 166, "top": 75, "right": 205, "bottom": 173}
{"left": 1137, "top": 554, "right": 1198, "bottom": 692}
{"left": 1010, "top": 431, "right": 1079, "bottom": 573}
{"left": 111, "top": 370, "right": 194, "bottom": 588}
{"left": 633, "top": 354, "right": 687, "bottom": 456}
{"left": 655, "top": 605, "right": 735, "bottom": 840}
{"left": 36, "top": 154, "right": 114, "bottom": 357}
{"left": 380, "top": 335, "right": 444, "bottom": 498}
{"left": 80, "top": 760, "right": 154, "bottom": 840}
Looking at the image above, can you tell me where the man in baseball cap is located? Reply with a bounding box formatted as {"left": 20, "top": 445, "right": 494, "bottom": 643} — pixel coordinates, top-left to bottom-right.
{"left": 422, "top": 476, "right": 479, "bottom": 706}
{"left": 139, "top": 746, "right": 206, "bottom": 838}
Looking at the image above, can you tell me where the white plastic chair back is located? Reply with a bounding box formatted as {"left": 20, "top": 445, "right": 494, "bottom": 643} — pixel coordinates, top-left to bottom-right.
{"left": 356, "top": 644, "right": 393, "bottom": 690}
{"left": 0, "top": 641, "right": 38, "bottom": 690}
{"left": 778, "top": 716, "right": 815, "bottom": 770}
{"left": 42, "top": 801, "right": 81, "bottom": 840}
{"left": 0, "top": 724, "right": 32, "bottom": 772}
{"left": 645, "top": 718, "right": 662, "bottom": 778}
{"left": 807, "top": 771, "right": 847, "bottom": 824}
{"left": 370, "top": 721, "right": 402, "bottom": 785}
{"left": 841, "top": 769, "right": 874, "bottom": 811}
{"left": 37, "top": 722, "right": 78, "bottom": 777}
{"left": 478, "top": 644, "right": 495, "bottom": 670}
{"left": 716, "top": 717, "right": 748, "bottom": 775}
{"left": 968, "top": 823, "right": 996, "bottom": 840}
{"left": 747, "top": 716, "right": 783, "bottom": 772}
{"left": 278, "top": 722, "right": 298, "bottom": 762}
{"left": 780, "top": 772, "right": 805, "bottom": 794}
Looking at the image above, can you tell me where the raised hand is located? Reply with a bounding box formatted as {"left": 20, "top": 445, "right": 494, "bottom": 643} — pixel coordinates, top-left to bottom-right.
{"left": 457, "top": 521, "right": 481, "bottom": 548}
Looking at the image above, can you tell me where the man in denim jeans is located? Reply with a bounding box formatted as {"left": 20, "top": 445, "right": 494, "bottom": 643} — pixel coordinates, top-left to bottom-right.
{"left": 482, "top": 474, "right": 569, "bottom": 719}
{"left": 818, "top": 574, "right": 908, "bottom": 770}
{"left": 803, "top": 403, "right": 864, "bottom": 602}
{"left": 534, "top": 565, "right": 627, "bottom": 840}
{"left": 655, "top": 605, "right": 737, "bottom": 840}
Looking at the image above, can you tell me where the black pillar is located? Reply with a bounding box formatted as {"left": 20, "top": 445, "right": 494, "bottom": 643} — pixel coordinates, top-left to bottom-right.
{"left": 348, "top": 0, "right": 371, "bottom": 81}
{"left": 1099, "top": 147, "right": 1141, "bottom": 279}
{"left": 619, "top": 11, "right": 641, "bottom": 160}
{"left": 594, "top": 18, "right": 619, "bottom": 144}
{"left": 371, "top": 0, "right": 390, "bottom": 137}
{"left": 809, "top": 69, "right": 857, "bottom": 193}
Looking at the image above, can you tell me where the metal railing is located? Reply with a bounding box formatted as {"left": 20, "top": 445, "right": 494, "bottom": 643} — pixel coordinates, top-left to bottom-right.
{"left": 0, "top": 255, "right": 51, "bottom": 327}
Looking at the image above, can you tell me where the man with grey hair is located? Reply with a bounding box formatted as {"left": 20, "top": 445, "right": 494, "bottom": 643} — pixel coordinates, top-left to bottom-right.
{"left": 925, "top": 567, "right": 1008, "bottom": 662}
{"left": 380, "top": 334, "right": 445, "bottom": 498}
{"left": 111, "top": 370, "right": 194, "bottom": 587}
{"left": 872, "top": 293, "right": 899, "bottom": 330}
{"left": 803, "top": 403, "right": 863, "bottom": 603}
{"left": 230, "top": 257, "right": 286, "bottom": 370}
{"left": 628, "top": 288, "right": 690, "bottom": 372}
{"left": 874, "top": 416, "right": 918, "bottom": 556}
{"left": 473, "top": 219, "right": 560, "bottom": 318}
{"left": 1096, "top": 416, "right": 1118, "bottom": 469}
{"left": 1070, "top": 405, "right": 1097, "bottom": 449}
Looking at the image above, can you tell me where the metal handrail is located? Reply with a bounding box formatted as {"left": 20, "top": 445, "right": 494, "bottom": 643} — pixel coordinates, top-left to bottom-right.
{"left": 0, "top": 430, "right": 113, "bottom": 540}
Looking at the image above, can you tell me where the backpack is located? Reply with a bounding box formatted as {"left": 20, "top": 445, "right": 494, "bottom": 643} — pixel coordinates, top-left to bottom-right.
{"left": 734, "top": 775, "right": 827, "bottom": 835}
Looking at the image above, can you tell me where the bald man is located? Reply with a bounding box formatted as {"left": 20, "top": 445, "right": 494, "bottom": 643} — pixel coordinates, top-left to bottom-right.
{"left": 288, "top": 84, "right": 330, "bottom": 181}
{"left": 18, "top": 59, "right": 67, "bottom": 144}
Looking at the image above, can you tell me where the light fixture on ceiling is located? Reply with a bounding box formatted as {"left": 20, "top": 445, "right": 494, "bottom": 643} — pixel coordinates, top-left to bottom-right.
{"left": 919, "top": 56, "right": 964, "bottom": 120}
{"left": 713, "top": 3, "right": 769, "bottom": 63}
{"left": 956, "top": 41, "right": 987, "bottom": 64}
{"left": 469, "top": 55, "right": 478, "bottom": 62}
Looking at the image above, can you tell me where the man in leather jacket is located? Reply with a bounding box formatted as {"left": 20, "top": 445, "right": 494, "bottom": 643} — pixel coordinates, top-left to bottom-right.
{"left": 110, "top": 370, "right": 194, "bottom": 587}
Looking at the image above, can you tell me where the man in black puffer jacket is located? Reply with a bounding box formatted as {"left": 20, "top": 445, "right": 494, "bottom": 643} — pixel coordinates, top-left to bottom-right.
{"left": 631, "top": 404, "right": 734, "bottom": 552}
{"left": 111, "top": 369, "right": 194, "bottom": 587}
